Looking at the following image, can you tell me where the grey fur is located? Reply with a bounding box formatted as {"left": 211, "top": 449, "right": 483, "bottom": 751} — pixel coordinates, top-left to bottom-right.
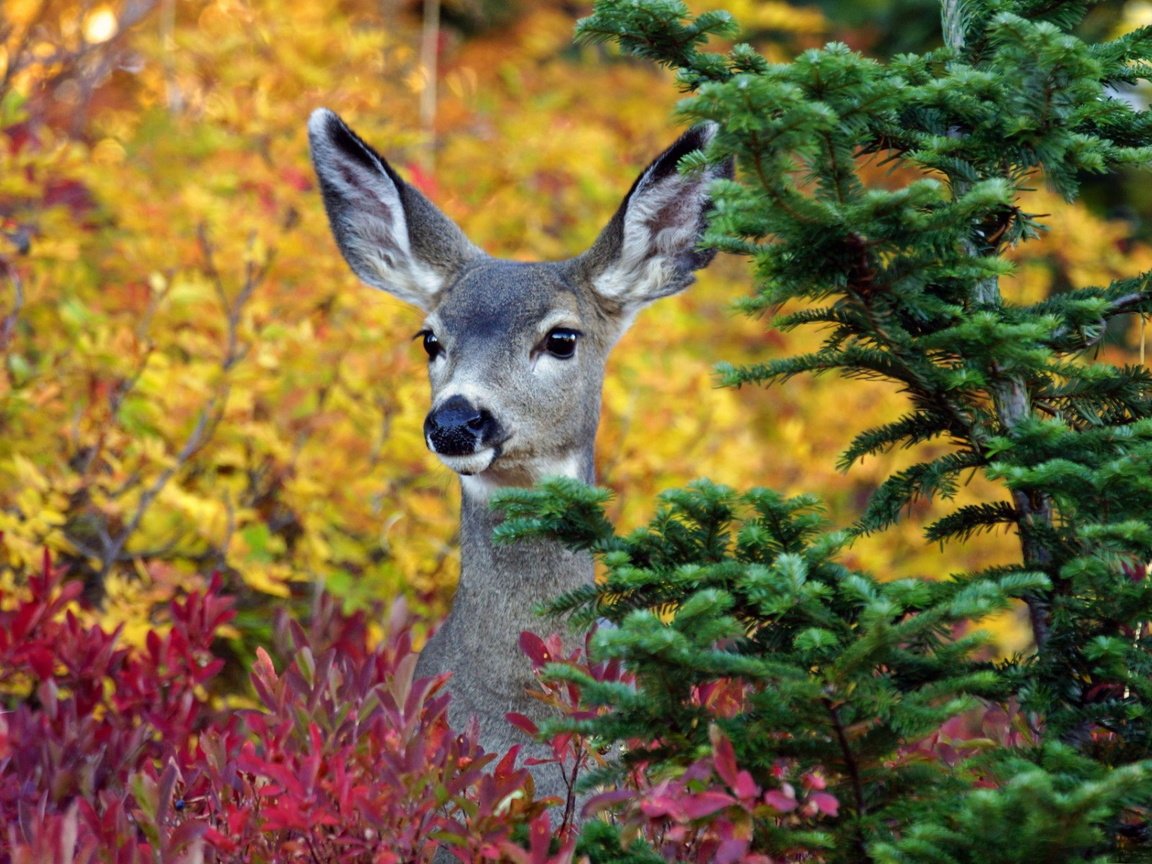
{"left": 308, "top": 109, "right": 730, "bottom": 810}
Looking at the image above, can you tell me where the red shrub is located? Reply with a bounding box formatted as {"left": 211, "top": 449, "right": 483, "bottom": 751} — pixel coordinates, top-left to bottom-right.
{"left": 0, "top": 554, "right": 571, "bottom": 863}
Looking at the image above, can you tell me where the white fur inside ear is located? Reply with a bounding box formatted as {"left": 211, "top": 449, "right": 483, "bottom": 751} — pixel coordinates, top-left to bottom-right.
{"left": 308, "top": 110, "right": 444, "bottom": 309}
{"left": 340, "top": 203, "right": 444, "bottom": 308}
{"left": 592, "top": 167, "right": 712, "bottom": 307}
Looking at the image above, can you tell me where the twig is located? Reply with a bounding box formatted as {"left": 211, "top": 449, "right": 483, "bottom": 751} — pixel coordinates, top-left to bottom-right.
{"left": 93, "top": 228, "right": 266, "bottom": 584}
{"left": 72, "top": 279, "right": 167, "bottom": 481}
{"left": 1046, "top": 291, "right": 1152, "bottom": 350}
{"left": 98, "top": 405, "right": 220, "bottom": 577}
{"left": 823, "top": 695, "right": 872, "bottom": 862}
{"left": 1, "top": 265, "right": 25, "bottom": 357}
{"left": 419, "top": 0, "right": 440, "bottom": 170}
{"left": 0, "top": 0, "right": 50, "bottom": 98}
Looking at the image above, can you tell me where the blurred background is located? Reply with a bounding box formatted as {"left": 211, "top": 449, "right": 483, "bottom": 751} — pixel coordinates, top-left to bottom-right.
{"left": 2, "top": 0, "right": 1150, "bottom": 656}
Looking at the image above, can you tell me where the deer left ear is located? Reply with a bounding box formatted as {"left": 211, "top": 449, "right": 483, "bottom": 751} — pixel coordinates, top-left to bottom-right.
{"left": 307, "top": 108, "right": 482, "bottom": 312}
{"left": 580, "top": 123, "right": 732, "bottom": 312}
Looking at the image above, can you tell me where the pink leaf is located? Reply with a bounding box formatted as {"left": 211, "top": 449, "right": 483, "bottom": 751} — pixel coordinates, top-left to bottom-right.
{"left": 252, "top": 646, "right": 278, "bottom": 684}
{"left": 639, "top": 795, "right": 686, "bottom": 821}
{"left": 802, "top": 771, "right": 827, "bottom": 791}
{"left": 810, "top": 791, "right": 840, "bottom": 817}
{"left": 716, "top": 838, "right": 751, "bottom": 864}
{"left": 764, "top": 789, "right": 798, "bottom": 813}
{"left": 733, "top": 770, "right": 760, "bottom": 801}
{"left": 709, "top": 725, "right": 740, "bottom": 789}
{"left": 680, "top": 790, "right": 736, "bottom": 820}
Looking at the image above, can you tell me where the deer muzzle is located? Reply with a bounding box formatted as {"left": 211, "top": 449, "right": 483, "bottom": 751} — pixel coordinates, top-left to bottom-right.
{"left": 424, "top": 395, "right": 504, "bottom": 475}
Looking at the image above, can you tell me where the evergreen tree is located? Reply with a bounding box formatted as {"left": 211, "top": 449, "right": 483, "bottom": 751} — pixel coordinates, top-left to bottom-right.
{"left": 496, "top": 0, "right": 1152, "bottom": 860}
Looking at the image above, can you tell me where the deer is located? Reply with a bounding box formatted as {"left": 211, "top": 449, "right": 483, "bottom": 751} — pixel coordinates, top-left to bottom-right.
{"left": 307, "top": 109, "right": 730, "bottom": 811}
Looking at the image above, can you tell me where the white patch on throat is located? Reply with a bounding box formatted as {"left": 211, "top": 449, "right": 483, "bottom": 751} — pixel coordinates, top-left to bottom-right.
{"left": 537, "top": 452, "right": 584, "bottom": 482}
{"left": 459, "top": 452, "right": 586, "bottom": 502}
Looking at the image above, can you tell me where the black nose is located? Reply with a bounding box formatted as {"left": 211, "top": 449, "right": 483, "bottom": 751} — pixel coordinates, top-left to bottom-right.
{"left": 424, "top": 395, "right": 499, "bottom": 456}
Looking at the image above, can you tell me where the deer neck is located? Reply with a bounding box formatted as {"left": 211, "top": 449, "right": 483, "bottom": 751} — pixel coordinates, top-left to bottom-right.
{"left": 415, "top": 449, "right": 597, "bottom": 689}
{"left": 455, "top": 456, "right": 596, "bottom": 617}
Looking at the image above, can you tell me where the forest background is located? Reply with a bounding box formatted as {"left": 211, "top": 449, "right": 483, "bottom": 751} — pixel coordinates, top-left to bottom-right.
{"left": 6, "top": 0, "right": 1152, "bottom": 859}
{"left": 3, "top": 0, "right": 1152, "bottom": 709}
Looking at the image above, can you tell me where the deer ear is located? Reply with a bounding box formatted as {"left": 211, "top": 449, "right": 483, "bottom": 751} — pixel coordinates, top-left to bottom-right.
{"left": 307, "top": 109, "right": 482, "bottom": 312}
{"left": 580, "top": 123, "right": 732, "bottom": 312}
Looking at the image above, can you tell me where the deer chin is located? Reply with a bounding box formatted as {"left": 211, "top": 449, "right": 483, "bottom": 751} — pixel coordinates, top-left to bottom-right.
{"left": 435, "top": 448, "right": 498, "bottom": 476}
{"left": 458, "top": 452, "right": 587, "bottom": 497}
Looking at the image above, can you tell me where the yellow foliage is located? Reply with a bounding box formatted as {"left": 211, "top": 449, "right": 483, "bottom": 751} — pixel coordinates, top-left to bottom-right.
{"left": 0, "top": 0, "right": 1147, "bottom": 657}
{"left": 725, "top": 0, "right": 827, "bottom": 38}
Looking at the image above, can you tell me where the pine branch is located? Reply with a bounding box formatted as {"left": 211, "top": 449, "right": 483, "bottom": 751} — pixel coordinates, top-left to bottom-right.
{"left": 924, "top": 501, "right": 1018, "bottom": 543}
{"left": 839, "top": 413, "right": 954, "bottom": 470}
{"left": 857, "top": 450, "right": 986, "bottom": 535}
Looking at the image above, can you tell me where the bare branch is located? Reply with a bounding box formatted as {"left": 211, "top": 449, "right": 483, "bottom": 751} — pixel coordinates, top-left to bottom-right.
{"left": 90, "top": 230, "right": 270, "bottom": 584}
{"left": 0, "top": 0, "right": 50, "bottom": 98}
{"left": 0, "top": 264, "right": 25, "bottom": 357}
{"left": 1046, "top": 290, "right": 1152, "bottom": 351}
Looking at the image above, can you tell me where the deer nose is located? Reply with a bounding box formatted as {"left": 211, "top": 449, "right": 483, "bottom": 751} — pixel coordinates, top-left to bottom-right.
{"left": 424, "top": 395, "right": 500, "bottom": 457}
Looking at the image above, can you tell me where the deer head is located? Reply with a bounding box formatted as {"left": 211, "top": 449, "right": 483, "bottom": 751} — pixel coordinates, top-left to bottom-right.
{"left": 307, "top": 110, "right": 729, "bottom": 494}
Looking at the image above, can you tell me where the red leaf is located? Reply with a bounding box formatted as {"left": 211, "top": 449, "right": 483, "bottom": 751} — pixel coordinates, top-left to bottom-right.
{"left": 252, "top": 646, "right": 278, "bottom": 685}
{"left": 506, "top": 711, "right": 539, "bottom": 736}
{"left": 203, "top": 827, "right": 238, "bottom": 853}
{"left": 281, "top": 166, "right": 313, "bottom": 192}
{"left": 404, "top": 161, "right": 439, "bottom": 199}
{"left": 26, "top": 645, "right": 54, "bottom": 679}
{"left": 529, "top": 812, "right": 552, "bottom": 864}
{"left": 583, "top": 788, "right": 634, "bottom": 816}
{"left": 494, "top": 744, "right": 521, "bottom": 778}
{"left": 550, "top": 732, "right": 573, "bottom": 761}
{"left": 518, "top": 631, "right": 551, "bottom": 668}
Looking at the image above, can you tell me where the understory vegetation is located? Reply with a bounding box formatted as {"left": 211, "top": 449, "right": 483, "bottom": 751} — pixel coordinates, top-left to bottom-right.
{"left": 4, "top": 0, "right": 1152, "bottom": 860}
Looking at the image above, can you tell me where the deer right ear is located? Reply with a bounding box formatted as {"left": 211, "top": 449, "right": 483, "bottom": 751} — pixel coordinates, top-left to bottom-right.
{"left": 580, "top": 122, "right": 732, "bottom": 315}
{"left": 307, "top": 109, "right": 481, "bottom": 311}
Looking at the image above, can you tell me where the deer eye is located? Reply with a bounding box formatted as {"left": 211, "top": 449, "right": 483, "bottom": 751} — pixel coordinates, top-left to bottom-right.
{"left": 417, "top": 329, "right": 442, "bottom": 360}
{"left": 543, "top": 328, "right": 580, "bottom": 359}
